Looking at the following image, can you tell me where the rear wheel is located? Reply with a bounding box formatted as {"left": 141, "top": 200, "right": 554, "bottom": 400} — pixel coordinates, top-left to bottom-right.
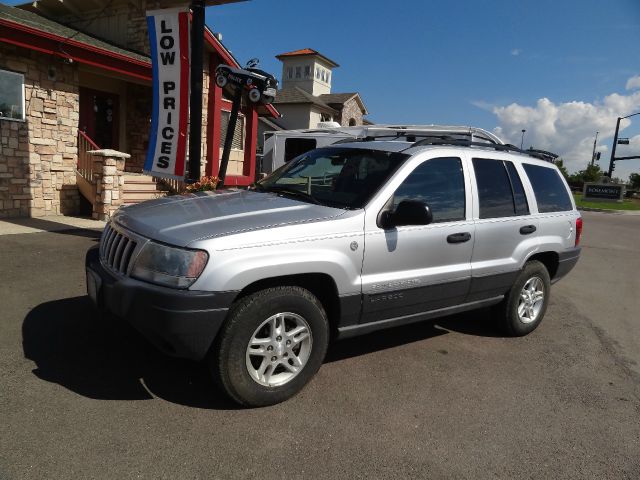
{"left": 211, "top": 286, "right": 329, "bottom": 407}
{"left": 495, "top": 260, "right": 551, "bottom": 336}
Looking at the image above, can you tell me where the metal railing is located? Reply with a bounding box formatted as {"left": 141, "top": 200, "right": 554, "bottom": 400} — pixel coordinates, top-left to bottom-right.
{"left": 154, "top": 176, "right": 186, "bottom": 194}
{"left": 77, "top": 130, "right": 100, "bottom": 181}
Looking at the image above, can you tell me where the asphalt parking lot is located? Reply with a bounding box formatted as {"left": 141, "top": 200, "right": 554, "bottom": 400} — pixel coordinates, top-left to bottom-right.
{"left": 0, "top": 211, "right": 638, "bottom": 479}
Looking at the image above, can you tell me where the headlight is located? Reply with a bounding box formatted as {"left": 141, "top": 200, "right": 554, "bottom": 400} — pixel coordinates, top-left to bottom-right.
{"left": 131, "top": 241, "right": 209, "bottom": 289}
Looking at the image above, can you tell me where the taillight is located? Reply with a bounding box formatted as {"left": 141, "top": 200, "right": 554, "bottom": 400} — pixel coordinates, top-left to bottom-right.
{"left": 575, "top": 217, "right": 583, "bottom": 247}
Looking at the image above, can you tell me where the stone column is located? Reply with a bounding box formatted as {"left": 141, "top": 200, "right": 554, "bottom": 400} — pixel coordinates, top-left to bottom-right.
{"left": 87, "top": 149, "right": 130, "bottom": 220}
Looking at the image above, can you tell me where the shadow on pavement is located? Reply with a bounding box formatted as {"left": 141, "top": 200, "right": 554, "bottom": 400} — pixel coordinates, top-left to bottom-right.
{"left": 23, "top": 296, "right": 504, "bottom": 409}
{"left": 1, "top": 217, "right": 103, "bottom": 239}
{"left": 22, "top": 296, "right": 239, "bottom": 410}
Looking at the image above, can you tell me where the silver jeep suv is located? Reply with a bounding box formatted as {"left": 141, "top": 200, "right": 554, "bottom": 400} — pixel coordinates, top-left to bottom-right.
{"left": 86, "top": 133, "right": 582, "bottom": 407}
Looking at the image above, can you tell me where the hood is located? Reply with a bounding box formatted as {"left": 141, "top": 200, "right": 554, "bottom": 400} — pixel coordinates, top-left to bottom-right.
{"left": 112, "top": 189, "right": 345, "bottom": 247}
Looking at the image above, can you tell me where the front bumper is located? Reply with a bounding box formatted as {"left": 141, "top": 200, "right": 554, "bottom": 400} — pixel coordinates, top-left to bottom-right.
{"left": 85, "top": 246, "right": 236, "bottom": 361}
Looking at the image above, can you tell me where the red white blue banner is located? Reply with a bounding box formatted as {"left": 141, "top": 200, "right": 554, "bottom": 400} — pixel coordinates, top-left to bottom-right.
{"left": 144, "top": 8, "right": 190, "bottom": 180}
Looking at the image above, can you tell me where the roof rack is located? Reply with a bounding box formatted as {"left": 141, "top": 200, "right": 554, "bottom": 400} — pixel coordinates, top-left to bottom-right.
{"left": 408, "top": 138, "right": 559, "bottom": 163}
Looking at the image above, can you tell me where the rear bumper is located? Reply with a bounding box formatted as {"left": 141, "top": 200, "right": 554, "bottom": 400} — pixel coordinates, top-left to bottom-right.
{"left": 85, "top": 246, "right": 236, "bottom": 361}
{"left": 552, "top": 246, "right": 581, "bottom": 284}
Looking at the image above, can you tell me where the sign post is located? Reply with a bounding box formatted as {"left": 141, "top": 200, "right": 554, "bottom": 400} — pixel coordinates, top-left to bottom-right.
{"left": 187, "top": 0, "right": 205, "bottom": 183}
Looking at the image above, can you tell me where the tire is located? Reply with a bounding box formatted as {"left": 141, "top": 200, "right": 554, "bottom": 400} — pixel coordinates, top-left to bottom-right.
{"left": 495, "top": 260, "right": 551, "bottom": 337}
{"left": 248, "top": 88, "right": 261, "bottom": 103}
{"left": 216, "top": 74, "right": 227, "bottom": 88}
{"left": 211, "top": 286, "right": 329, "bottom": 407}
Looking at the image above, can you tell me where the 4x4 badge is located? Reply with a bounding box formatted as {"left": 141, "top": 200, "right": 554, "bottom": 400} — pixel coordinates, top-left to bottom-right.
{"left": 350, "top": 241, "right": 358, "bottom": 251}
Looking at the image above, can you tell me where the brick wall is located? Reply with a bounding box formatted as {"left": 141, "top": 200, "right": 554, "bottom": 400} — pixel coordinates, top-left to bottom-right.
{"left": 125, "top": 83, "right": 152, "bottom": 173}
{"left": 0, "top": 45, "right": 80, "bottom": 218}
{"left": 337, "top": 98, "right": 364, "bottom": 127}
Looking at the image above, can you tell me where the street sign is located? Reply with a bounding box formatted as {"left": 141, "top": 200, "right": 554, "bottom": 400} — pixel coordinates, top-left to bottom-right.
{"left": 584, "top": 183, "right": 625, "bottom": 202}
{"left": 144, "top": 8, "right": 190, "bottom": 180}
{"left": 617, "top": 138, "right": 630, "bottom": 145}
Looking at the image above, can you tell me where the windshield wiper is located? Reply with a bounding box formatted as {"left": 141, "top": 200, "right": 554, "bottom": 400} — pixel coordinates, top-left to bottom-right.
{"left": 258, "top": 185, "right": 321, "bottom": 205}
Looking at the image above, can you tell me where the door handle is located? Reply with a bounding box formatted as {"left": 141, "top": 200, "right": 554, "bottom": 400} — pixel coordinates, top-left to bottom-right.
{"left": 519, "top": 225, "right": 537, "bottom": 235}
{"left": 447, "top": 232, "right": 471, "bottom": 244}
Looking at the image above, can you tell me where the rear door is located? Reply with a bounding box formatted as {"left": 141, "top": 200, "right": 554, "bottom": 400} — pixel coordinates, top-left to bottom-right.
{"left": 468, "top": 156, "right": 539, "bottom": 301}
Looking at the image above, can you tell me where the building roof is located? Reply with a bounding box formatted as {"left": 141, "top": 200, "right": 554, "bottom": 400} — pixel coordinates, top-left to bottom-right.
{"left": 318, "top": 92, "right": 368, "bottom": 115}
{"left": 273, "top": 87, "right": 338, "bottom": 114}
{"left": 0, "top": 3, "right": 149, "bottom": 63}
{"left": 275, "top": 48, "right": 339, "bottom": 68}
{"left": 0, "top": 3, "right": 280, "bottom": 117}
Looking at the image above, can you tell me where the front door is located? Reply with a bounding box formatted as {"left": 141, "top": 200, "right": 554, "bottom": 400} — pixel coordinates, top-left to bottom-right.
{"left": 361, "top": 155, "right": 475, "bottom": 323}
{"left": 79, "top": 88, "right": 120, "bottom": 149}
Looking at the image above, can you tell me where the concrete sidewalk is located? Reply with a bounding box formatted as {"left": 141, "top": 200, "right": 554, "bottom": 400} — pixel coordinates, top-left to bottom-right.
{"left": 0, "top": 216, "right": 105, "bottom": 236}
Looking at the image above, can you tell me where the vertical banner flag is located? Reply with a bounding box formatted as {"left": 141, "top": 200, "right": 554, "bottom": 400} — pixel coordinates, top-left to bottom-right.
{"left": 144, "top": 8, "right": 190, "bottom": 180}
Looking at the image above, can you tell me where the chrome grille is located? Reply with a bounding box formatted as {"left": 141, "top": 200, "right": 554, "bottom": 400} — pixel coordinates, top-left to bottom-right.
{"left": 100, "top": 223, "right": 137, "bottom": 275}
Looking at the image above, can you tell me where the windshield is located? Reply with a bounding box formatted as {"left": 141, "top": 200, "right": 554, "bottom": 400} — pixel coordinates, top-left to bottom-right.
{"left": 257, "top": 147, "right": 409, "bottom": 209}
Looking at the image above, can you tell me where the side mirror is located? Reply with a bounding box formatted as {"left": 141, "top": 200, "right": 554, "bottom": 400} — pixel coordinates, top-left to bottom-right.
{"left": 379, "top": 200, "right": 433, "bottom": 229}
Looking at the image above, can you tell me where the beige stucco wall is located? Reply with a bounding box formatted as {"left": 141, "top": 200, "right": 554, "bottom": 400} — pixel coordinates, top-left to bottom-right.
{"left": 280, "top": 57, "right": 334, "bottom": 96}
{"left": 0, "top": 44, "right": 80, "bottom": 218}
{"left": 274, "top": 104, "right": 313, "bottom": 130}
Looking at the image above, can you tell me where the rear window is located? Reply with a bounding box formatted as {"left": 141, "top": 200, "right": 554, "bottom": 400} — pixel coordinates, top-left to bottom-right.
{"left": 522, "top": 163, "right": 573, "bottom": 213}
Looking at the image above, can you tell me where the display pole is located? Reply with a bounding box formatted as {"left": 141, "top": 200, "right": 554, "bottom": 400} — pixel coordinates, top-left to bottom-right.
{"left": 217, "top": 86, "right": 243, "bottom": 187}
{"left": 187, "top": 0, "right": 205, "bottom": 182}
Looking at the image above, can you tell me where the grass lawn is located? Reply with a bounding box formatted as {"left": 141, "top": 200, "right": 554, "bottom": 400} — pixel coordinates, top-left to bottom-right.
{"left": 573, "top": 193, "right": 640, "bottom": 211}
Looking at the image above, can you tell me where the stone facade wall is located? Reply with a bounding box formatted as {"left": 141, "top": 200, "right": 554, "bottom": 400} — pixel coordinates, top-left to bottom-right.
{"left": 0, "top": 44, "right": 80, "bottom": 218}
{"left": 89, "top": 150, "right": 128, "bottom": 220}
{"left": 125, "top": 83, "right": 153, "bottom": 173}
{"left": 337, "top": 98, "right": 364, "bottom": 127}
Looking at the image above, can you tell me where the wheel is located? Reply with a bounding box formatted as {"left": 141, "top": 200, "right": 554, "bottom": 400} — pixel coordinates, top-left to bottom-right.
{"left": 211, "top": 286, "right": 329, "bottom": 407}
{"left": 248, "top": 88, "right": 261, "bottom": 103}
{"left": 495, "top": 260, "right": 551, "bottom": 336}
{"left": 216, "top": 74, "right": 227, "bottom": 88}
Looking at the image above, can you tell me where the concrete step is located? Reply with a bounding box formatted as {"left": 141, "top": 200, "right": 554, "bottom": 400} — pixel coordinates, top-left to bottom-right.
{"left": 123, "top": 191, "right": 168, "bottom": 204}
{"left": 123, "top": 181, "right": 160, "bottom": 191}
{"left": 123, "top": 174, "right": 156, "bottom": 183}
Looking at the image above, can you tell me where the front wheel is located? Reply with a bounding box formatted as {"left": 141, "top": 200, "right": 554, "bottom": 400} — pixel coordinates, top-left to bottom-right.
{"left": 210, "top": 286, "right": 329, "bottom": 407}
{"left": 495, "top": 260, "right": 551, "bottom": 336}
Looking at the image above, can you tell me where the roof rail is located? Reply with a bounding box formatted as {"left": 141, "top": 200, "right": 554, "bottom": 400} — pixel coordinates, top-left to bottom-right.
{"left": 407, "top": 139, "right": 559, "bottom": 163}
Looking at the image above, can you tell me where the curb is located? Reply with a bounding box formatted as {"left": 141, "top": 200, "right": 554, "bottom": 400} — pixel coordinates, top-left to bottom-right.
{"left": 578, "top": 207, "right": 640, "bottom": 216}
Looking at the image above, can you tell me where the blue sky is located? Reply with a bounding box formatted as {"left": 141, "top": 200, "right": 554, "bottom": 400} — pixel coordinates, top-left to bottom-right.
{"left": 206, "top": 0, "right": 640, "bottom": 177}
{"left": 6, "top": 0, "right": 640, "bottom": 177}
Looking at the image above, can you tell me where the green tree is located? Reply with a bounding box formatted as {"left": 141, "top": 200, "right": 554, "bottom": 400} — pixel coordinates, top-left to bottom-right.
{"left": 629, "top": 173, "right": 640, "bottom": 189}
{"left": 555, "top": 158, "right": 570, "bottom": 180}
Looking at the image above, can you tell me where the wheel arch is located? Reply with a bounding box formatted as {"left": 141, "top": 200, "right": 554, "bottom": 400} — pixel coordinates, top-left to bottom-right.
{"left": 526, "top": 251, "right": 560, "bottom": 279}
{"left": 233, "top": 273, "right": 342, "bottom": 332}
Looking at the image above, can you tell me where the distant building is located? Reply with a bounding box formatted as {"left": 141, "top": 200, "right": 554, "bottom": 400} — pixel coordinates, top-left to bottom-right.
{"left": 0, "top": 0, "right": 280, "bottom": 219}
{"left": 272, "top": 49, "right": 369, "bottom": 130}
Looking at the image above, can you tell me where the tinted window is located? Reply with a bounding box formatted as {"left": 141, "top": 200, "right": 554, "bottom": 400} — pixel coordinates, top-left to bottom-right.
{"left": 284, "top": 138, "right": 317, "bottom": 162}
{"left": 473, "top": 158, "right": 517, "bottom": 219}
{"left": 523, "top": 163, "right": 573, "bottom": 213}
{"left": 393, "top": 157, "right": 465, "bottom": 223}
{"left": 505, "top": 161, "right": 530, "bottom": 215}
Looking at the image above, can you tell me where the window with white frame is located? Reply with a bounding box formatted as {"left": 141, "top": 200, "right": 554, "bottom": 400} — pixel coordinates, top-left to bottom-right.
{"left": 295, "top": 66, "right": 301, "bottom": 78}
{"left": 316, "top": 67, "right": 320, "bottom": 79}
{"left": 304, "top": 65, "right": 311, "bottom": 77}
{"left": 0, "top": 69, "right": 25, "bottom": 121}
{"left": 287, "top": 67, "right": 293, "bottom": 79}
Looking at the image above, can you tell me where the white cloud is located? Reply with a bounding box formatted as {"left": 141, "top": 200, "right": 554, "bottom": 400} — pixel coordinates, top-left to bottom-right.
{"left": 485, "top": 80, "right": 640, "bottom": 175}
{"left": 510, "top": 49, "right": 521, "bottom": 56}
{"left": 626, "top": 75, "right": 640, "bottom": 90}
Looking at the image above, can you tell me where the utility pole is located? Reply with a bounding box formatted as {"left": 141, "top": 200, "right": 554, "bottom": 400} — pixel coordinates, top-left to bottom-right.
{"left": 608, "top": 112, "right": 640, "bottom": 177}
{"left": 520, "top": 129, "right": 526, "bottom": 149}
{"left": 187, "top": 0, "right": 205, "bottom": 182}
{"left": 590, "top": 131, "right": 598, "bottom": 166}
